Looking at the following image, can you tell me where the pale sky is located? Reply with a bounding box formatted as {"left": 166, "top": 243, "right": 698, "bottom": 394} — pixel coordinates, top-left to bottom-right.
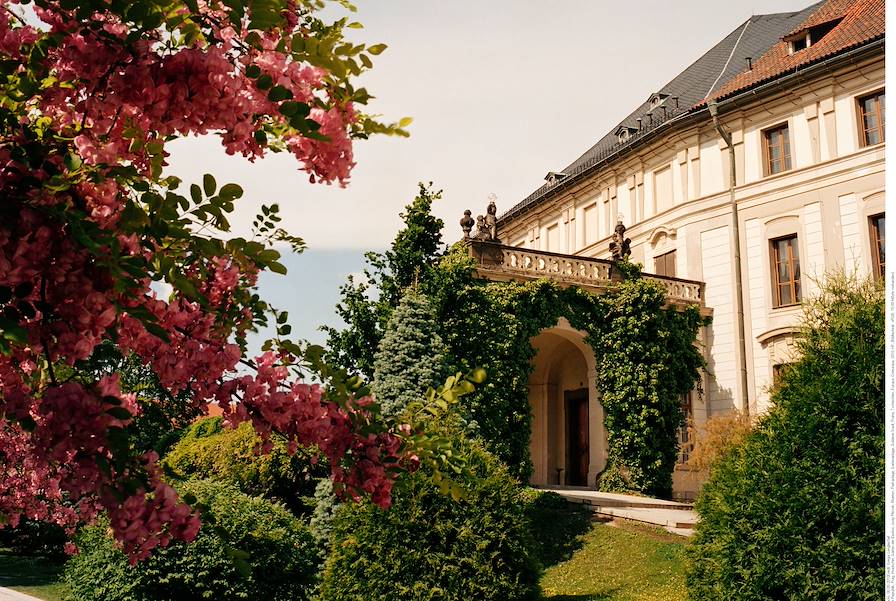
{"left": 165, "top": 0, "right": 816, "bottom": 347}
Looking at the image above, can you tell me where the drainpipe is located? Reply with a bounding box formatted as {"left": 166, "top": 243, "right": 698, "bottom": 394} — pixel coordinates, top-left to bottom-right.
{"left": 708, "top": 100, "right": 751, "bottom": 417}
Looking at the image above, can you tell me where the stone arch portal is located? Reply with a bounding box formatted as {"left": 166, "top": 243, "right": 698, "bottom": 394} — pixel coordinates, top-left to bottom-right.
{"left": 528, "top": 318, "right": 607, "bottom": 487}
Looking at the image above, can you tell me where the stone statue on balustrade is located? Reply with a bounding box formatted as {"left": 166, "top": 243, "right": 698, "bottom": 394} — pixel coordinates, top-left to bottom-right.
{"left": 484, "top": 194, "right": 499, "bottom": 242}
{"left": 609, "top": 220, "right": 631, "bottom": 261}
{"left": 462, "top": 194, "right": 501, "bottom": 243}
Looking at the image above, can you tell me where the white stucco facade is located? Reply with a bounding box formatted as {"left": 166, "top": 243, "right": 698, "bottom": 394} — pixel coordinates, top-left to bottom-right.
{"left": 500, "top": 32, "right": 884, "bottom": 496}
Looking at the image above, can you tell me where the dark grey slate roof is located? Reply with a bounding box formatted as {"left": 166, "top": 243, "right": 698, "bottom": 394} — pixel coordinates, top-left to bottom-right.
{"left": 501, "top": 2, "right": 823, "bottom": 222}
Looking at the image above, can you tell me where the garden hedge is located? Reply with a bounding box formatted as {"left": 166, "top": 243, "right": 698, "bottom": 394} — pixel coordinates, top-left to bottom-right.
{"left": 64, "top": 479, "right": 320, "bottom": 601}
{"left": 319, "top": 428, "right": 541, "bottom": 601}
{"left": 687, "top": 275, "right": 884, "bottom": 600}
{"left": 162, "top": 417, "right": 324, "bottom": 515}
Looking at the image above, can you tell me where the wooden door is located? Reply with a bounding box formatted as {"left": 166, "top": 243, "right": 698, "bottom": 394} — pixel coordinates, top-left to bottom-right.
{"left": 565, "top": 389, "right": 589, "bottom": 486}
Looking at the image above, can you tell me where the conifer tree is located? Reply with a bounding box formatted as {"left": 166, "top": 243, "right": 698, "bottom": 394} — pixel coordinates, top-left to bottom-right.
{"left": 372, "top": 290, "right": 447, "bottom": 418}
{"left": 325, "top": 183, "right": 445, "bottom": 378}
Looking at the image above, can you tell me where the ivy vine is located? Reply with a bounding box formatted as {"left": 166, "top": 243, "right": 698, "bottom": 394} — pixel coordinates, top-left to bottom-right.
{"left": 431, "top": 246, "right": 707, "bottom": 498}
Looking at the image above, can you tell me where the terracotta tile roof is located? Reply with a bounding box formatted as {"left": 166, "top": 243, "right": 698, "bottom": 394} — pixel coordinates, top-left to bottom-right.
{"left": 707, "top": 0, "right": 884, "bottom": 102}
{"left": 786, "top": 0, "right": 855, "bottom": 34}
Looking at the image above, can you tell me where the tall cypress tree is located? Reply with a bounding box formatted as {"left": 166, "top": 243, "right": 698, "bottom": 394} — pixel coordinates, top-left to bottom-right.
{"left": 372, "top": 289, "right": 447, "bottom": 418}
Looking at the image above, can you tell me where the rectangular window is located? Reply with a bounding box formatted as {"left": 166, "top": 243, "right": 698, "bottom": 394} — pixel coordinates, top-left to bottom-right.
{"left": 858, "top": 91, "right": 885, "bottom": 147}
{"left": 654, "top": 250, "right": 677, "bottom": 277}
{"left": 771, "top": 235, "right": 801, "bottom": 307}
{"left": 870, "top": 213, "right": 885, "bottom": 278}
{"left": 772, "top": 363, "right": 792, "bottom": 389}
{"left": 677, "top": 392, "right": 693, "bottom": 465}
{"left": 763, "top": 124, "right": 792, "bottom": 175}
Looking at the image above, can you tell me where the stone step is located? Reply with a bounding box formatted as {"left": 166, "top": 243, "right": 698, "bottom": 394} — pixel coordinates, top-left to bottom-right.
{"left": 540, "top": 486, "right": 694, "bottom": 511}
{"left": 540, "top": 486, "right": 699, "bottom": 536}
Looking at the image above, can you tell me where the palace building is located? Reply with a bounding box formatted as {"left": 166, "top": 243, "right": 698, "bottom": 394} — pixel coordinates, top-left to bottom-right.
{"left": 467, "top": 0, "right": 885, "bottom": 497}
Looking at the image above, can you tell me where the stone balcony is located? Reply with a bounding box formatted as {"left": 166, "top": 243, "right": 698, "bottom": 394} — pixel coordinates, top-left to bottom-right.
{"left": 465, "top": 240, "right": 707, "bottom": 309}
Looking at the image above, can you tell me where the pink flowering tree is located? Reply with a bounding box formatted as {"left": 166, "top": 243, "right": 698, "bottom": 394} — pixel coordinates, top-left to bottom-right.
{"left": 0, "top": 0, "right": 473, "bottom": 562}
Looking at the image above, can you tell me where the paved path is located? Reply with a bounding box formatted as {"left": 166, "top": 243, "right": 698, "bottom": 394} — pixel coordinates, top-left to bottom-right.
{"left": 0, "top": 588, "right": 45, "bottom": 601}
{"left": 539, "top": 486, "right": 698, "bottom": 536}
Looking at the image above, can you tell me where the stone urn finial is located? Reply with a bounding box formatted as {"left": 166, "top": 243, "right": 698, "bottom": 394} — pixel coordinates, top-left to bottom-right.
{"left": 460, "top": 209, "right": 474, "bottom": 238}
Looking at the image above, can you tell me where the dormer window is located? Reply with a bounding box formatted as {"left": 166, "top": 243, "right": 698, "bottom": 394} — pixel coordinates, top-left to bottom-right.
{"left": 785, "top": 18, "right": 842, "bottom": 54}
{"left": 648, "top": 93, "right": 669, "bottom": 110}
{"left": 544, "top": 171, "right": 568, "bottom": 186}
{"left": 614, "top": 126, "right": 638, "bottom": 144}
{"left": 789, "top": 34, "right": 809, "bottom": 53}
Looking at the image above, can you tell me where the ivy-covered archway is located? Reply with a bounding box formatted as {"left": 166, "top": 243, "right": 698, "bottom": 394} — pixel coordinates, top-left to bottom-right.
{"left": 429, "top": 247, "right": 707, "bottom": 498}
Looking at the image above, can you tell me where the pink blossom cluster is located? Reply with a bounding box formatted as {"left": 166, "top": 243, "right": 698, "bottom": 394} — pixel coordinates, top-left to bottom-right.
{"left": 0, "top": 374, "right": 199, "bottom": 554}
{"left": 0, "top": 208, "right": 118, "bottom": 363}
{"left": 219, "top": 352, "right": 405, "bottom": 507}
{"left": 103, "top": 453, "right": 200, "bottom": 564}
{"left": 18, "top": 3, "right": 356, "bottom": 188}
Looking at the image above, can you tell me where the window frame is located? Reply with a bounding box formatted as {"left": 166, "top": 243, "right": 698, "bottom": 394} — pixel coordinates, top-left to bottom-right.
{"left": 770, "top": 234, "right": 802, "bottom": 308}
{"left": 857, "top": 90, "right": 885, "bottom": 147}
{"left": 772, "top": 363, "right": 793, "bottom": 389}
{"left": 869, "top": 212, "right": 885, "bottom": 279}
{"left": 654, "top": 249, "right": 677, "bottom": 277}
{"left": 762, "top": 123, "right": 792, "bottom": 176}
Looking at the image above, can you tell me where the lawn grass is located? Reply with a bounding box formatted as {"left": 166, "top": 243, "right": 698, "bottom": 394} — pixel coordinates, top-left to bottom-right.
{"left": 540, "top": 519, "right": 689, "bottom": 601}
{"left": 0, "top": 548, "right": 70, "bottom": 601}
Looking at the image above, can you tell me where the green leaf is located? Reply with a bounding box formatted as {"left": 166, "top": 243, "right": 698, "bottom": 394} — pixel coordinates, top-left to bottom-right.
{"left": 256, "top": 74, "right": 273, "bottom": 90}
{"left": 106, "top": 407, "right": 132, "bottom": 420}
{"left": 268, "top": 85, "right": 293, "bottom": 102}
{"left": 367, "top": 43, "right": 387, "bottom": 55}
{"left": 14, "top": 282, "right": 33, "bottom": 299}
{"left": 279, "top": 101, "right": 310, "bottom": 119}
{"left": 203, "top": 173, "right": 216, "bottom": 197}
{"left": 219, "top": 183, "right": 243, "bottom": 201}
{"left": 244, "top": 64, "right": 261, "bottom": 78}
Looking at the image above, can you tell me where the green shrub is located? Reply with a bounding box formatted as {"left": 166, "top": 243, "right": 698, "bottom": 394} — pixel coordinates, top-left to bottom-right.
{"left": 319, "top": 431, "right": 541, "bottom": 601}
{"left": 687, "top": 275, "right": 884, "bottom": 600}
{"left": 308, "top": 477, "right": 340, "bottom": 548}
{"left": 521, "top": 489, "right": 591, "bottom": 568}
{"left": 372, "top": 289, "right": 448, "bottom": 418}
{"left": 162, "top": 417, "right": 324, "bottom": 514}
{"left": 64, "top": 479, "right": 320, "bottom": 601}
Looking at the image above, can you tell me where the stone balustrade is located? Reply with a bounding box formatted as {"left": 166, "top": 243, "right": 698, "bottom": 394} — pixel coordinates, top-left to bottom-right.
{"left": 466, "top": 240, "right": 705, "bottom": 308}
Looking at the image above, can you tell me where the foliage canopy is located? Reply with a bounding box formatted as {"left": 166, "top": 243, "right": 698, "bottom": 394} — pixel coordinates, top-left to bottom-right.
{"left": 0, "top": 0, "right": 421, "bottom": 560}
{"left": 687, "top": 275, "right": 884, "bottom": 600}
